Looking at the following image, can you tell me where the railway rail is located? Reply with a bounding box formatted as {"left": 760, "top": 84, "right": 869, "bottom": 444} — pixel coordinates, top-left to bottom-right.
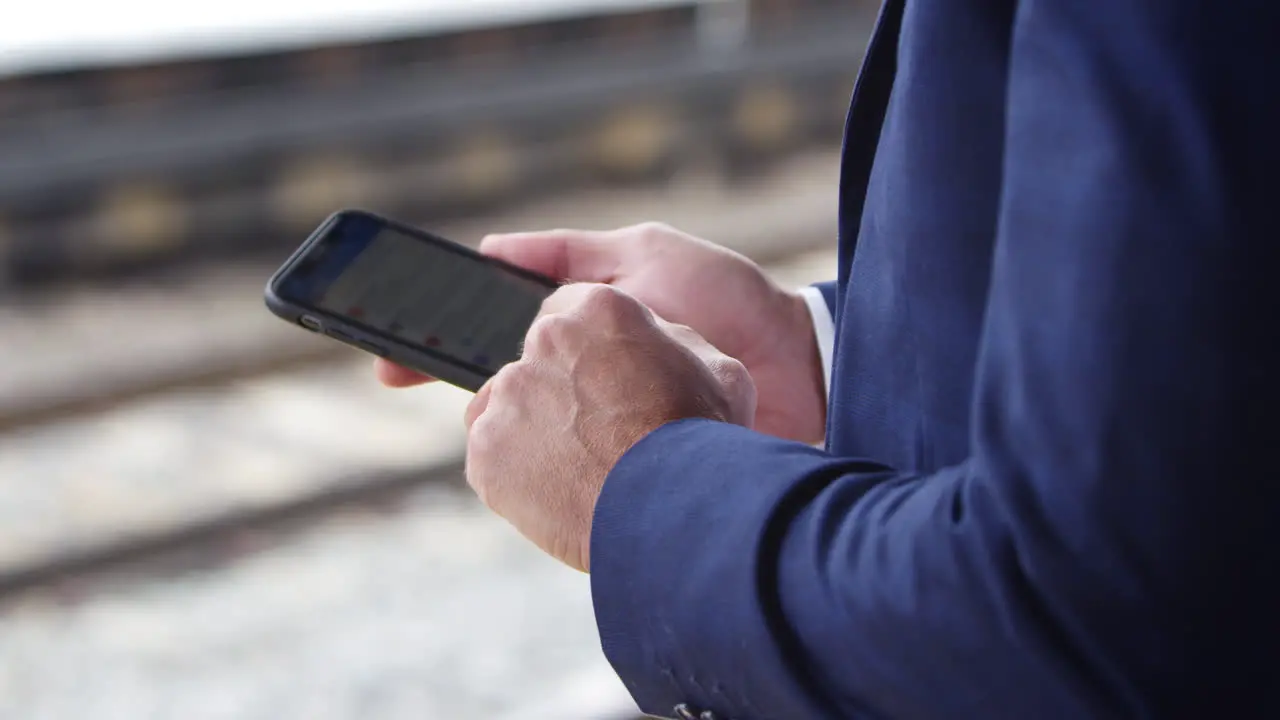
{"left": 0, "top": 151, "right": 839, "bottom": 600}
{"left": 0, "top": 248, "right": 837, "bottom": 601}
{"left": 0, "top": 150, "right": 837, "bottom": 435}
{"left": 0, "top": 242, "right": 836, "bottom": 718}
{"left": 0, "top": 0, "right": 872, "bottom": 290}
{"left": 0, "top": 6, "right": 868, "bottom": 714}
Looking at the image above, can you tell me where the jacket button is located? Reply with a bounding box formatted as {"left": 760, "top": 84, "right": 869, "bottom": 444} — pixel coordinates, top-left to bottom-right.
{"left": 672, "top": 705, "right": 721, "bottom": 720}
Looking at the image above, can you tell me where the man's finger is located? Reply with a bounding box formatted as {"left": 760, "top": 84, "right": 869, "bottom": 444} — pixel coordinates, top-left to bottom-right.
{"left": 535, "top": 283, "right": 655, "bottom": 330}
{"left": 374, "top": 359, "right": 436, "bottom": 388}
{"left": 479, "top": 230, "right": 623, "bottom": 282}
{"left": 655, "top": 317, "right": 722, "bottom": 362}
{"left": 538, "top": 282, "right": 602, "bottom": 317}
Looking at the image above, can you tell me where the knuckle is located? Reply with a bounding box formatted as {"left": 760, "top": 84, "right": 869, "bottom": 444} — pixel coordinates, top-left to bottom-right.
{"left": 668, "top": 322, "right": 699, "bottom": 341}
{"left": 525, "top": 313, "right": 582, "bottom": 356}
{"left": 488, "top": 362, "right": 526, "bottom": 396}
{"left": 466, "top": 412, "right": 495, "bottom": 455}
{"left": 580, "top": 283, "right": 619, "bottom": 306}
{"left": 711, "top": 356, "right": 757, "bottom": 419}
{"left": 525, "top": 315, "right": 554, "bottom": 350}
{"left": 633, "top": 220, "right": 673, "bottom": 236}
{"left": 504, "top": 359, "right": 538, "bottom": 388}
{"left": 581, "top": 284, "right": 642, "bottom": 322}
{"left": 491, "top": 361, "right": 540, "bottom": 405}
{"left": 712, "top": 355, "right": 752, "bottom": 388}
{"left": 630, "top": 221, "right": 674, "bottom": 247}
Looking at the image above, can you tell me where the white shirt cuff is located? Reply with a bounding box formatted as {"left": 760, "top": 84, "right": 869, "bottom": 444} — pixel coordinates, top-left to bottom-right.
{"left": 798, "top": 286, "right": 836, "bottom": 399}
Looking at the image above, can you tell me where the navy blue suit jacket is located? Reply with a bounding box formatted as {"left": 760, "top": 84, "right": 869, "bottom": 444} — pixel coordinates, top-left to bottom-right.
{"left": 591, "top": 0, "right": 1280, "bottom": 717}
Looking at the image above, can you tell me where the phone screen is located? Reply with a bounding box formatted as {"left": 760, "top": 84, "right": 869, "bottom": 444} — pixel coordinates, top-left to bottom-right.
{"left": 276, "top": 213, "right": 555, "bottom": 375}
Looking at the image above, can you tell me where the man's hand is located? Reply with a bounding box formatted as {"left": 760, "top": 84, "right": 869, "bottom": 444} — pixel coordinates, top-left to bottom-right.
{"left": 377, "top": 223, "right": 826, "bottom": 444}
{"left": 464, "top": 282, "right": 756, "bottom": 572}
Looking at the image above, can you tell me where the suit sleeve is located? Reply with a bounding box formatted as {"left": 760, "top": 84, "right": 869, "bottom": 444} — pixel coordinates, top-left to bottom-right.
{"left": 591, "top": 1, "right": 1280, "bottom": 718}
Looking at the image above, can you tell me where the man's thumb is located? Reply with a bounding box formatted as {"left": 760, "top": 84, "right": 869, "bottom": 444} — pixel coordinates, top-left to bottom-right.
{"left": 479, "top": 229, "right": 622, "bottom": 283}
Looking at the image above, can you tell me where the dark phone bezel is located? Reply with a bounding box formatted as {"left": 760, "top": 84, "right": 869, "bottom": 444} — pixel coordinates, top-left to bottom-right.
{"left": 264, "top": 208, "right": 559, "bottom": 393}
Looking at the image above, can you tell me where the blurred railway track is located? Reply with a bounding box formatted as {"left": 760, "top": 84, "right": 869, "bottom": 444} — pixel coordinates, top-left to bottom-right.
{"left": 0, "top": 245, "right": 837, "bottom": 601}
{"left": 0, "top": 155, "right": 839, "bottom": 601}
{"left": 0, "top": 481, "right": 649, "bottom": 719}
{"left": 0, "top": 0, "right": 872, "bottom": 291}
{"left": 0, "top": 150, "right": 837, "bottom": 436}
{"left": 0, "top": 5, "right": 869, "bottom": 714}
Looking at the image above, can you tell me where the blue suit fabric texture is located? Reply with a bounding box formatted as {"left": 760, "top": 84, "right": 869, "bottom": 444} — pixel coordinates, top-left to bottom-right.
{"left": 590, "top": 0, "right": 1280, "bottom": 718}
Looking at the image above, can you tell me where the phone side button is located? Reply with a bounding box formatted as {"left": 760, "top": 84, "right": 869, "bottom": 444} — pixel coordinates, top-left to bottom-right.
{"left": 325, "top": 328, "right": 356, "bottom": 344}
{"left": 354, "top": 339, "right": 388, "bottom": 357}
{"left": 323, "top": 328, "right": 386, "bottom": 357}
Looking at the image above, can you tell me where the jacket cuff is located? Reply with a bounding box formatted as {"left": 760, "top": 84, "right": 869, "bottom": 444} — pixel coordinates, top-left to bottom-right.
{"left": 590, "top": 418, "right": 836, "bottom": 719}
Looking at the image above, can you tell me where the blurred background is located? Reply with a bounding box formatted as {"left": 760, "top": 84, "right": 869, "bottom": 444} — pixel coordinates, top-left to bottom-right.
{"left": 0, "top": 1, "right": 874, "bottom": 717}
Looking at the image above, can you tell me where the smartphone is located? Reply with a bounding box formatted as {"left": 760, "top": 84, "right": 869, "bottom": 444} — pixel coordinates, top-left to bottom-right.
{"left": 265, "top": 209, "right": 558, "bottom": 393}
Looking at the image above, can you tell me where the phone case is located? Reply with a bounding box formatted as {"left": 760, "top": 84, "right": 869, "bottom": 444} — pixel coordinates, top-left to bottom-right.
{"left": 263, "top": 209, "right": 554, "bottom": 393}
